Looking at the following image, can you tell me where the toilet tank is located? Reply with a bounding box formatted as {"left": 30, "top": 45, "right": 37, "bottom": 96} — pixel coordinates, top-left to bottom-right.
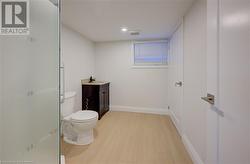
{"left": 61, "top": 91, "right": 76, "bottom": 118}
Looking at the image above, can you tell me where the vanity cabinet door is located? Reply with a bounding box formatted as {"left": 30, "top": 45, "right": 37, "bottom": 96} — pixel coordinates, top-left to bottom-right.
{"left": 82, "top": 83, "right": 110, "bottom": 119}
{"left": 99, "top": 84, "right": 110, "bottom": 117}
{"left": 104, "top": 84, "right": 110, "bottom": 113}
{"left": 99, "top": 90, "right": 105, "bottom": 116}
{"left": 82, "top": 85, "right": 99, "bottom": 112}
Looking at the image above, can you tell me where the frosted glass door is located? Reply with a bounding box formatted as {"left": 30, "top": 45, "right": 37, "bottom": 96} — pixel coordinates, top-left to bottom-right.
{"left": 0, "top": 0, "right": 60, "bottom": 163}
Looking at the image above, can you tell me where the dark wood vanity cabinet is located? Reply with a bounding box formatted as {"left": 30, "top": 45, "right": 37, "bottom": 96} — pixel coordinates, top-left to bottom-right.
{"left": 82, "top": 83, "right": 110, "bottom": 119}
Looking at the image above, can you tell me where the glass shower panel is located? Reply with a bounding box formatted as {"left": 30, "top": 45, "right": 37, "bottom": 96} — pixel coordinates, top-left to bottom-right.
{"left": 0, "top": 0, "right": 59, "bottom": 163}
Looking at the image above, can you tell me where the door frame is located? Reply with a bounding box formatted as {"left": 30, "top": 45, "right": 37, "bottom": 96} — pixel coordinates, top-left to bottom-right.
{"left": 206, "top": 0, "right": 221, "bottom": 163}
{"left": 167, "top": 20, "right": 184, "bottom": 136}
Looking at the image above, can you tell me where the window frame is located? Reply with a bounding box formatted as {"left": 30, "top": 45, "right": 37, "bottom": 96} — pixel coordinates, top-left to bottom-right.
{"left": 131, "top": 40, "right": 169, "bottom": 69}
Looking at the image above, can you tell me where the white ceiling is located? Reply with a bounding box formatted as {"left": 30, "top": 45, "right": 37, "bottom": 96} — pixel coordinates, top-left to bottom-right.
{"left": 62, "top": 0, "right": 194, "bottom": 42}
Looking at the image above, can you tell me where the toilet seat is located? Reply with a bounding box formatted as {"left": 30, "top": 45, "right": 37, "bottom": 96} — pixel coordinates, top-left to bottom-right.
{"left": 68, "top": 110, "right": 98, "bottom": 123}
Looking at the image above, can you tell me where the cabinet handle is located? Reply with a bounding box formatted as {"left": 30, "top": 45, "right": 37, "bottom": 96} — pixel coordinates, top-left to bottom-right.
{"left": 85, "top": 98, "right": 89, "bottom": 110}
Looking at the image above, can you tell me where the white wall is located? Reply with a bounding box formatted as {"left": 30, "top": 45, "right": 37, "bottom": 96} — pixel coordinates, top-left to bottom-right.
{"left": 95, "top": 41, "right": 168, "bottom": 114}
{"left": 61, "top": 25, "right": 95, "bottom": 112}
{"left": 182, "top": 0, "right": 207, "bottom": 163}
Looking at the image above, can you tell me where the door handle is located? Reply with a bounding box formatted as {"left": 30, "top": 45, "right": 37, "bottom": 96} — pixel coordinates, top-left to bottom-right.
{"left": 201, "top": 93, "right": 215, "bottom": 105}
{"left": 175, "top": 81, "right": 183, "bottom": 87}
{"left": 201, "top": 94, "right": 224, "bottom": 116}
{"left": 60, "top": 64, "right": 65, "bottom": 104}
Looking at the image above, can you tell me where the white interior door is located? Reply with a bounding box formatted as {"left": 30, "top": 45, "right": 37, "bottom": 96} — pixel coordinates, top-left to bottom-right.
{"left": 206, "top": 0, "right": 250, "bottom": 163}
{"left": 168, "top": 23, "right": 184, "bottom": 134}
{"left": 218, "top": 0, "right": 250, "bottom": 163}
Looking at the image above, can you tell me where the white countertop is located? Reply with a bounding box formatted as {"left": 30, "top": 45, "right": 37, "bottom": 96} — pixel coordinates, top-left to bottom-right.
{"left": 81, "top": 79, "right": 110, "bottom": 85}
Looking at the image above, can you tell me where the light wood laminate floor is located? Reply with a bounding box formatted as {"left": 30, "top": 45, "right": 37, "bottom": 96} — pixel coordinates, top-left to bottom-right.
{"left": 61, "top": 111, "right": 192, "bottom": 164}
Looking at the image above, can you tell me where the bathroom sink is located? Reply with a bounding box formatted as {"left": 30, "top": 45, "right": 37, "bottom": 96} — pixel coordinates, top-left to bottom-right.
{"left": 89, "top": 81, "right": 104, "bottom": 84}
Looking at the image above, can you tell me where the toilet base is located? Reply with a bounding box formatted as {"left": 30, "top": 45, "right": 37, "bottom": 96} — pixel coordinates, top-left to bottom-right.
{"left": 63, "top": 129, "right": 94, "bottom": 145}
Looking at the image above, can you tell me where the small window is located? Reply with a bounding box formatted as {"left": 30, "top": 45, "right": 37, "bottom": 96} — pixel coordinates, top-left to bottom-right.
{"left": 133, "top": 41, "right": 168, "bottom": 68}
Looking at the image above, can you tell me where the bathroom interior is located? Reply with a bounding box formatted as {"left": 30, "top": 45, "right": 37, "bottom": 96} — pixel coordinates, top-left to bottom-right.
{"left": 0, "top": 0, "right": 249, "bottom": 164}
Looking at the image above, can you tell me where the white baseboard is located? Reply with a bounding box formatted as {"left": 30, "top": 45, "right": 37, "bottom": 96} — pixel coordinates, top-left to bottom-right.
{"left": 182, "top": 134, "right": 204, "bottom": 164}
{"left": 168, "top": 110, "right": 204, "bottom": 164}
{"left": 110, "top": 105, "right": 169, "bottom": 115}
{"left": 169, "top": 110, "right": 182, "bottom": 136}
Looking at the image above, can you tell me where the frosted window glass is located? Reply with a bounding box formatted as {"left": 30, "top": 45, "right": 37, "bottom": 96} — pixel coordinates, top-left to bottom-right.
{"left": 134, "top": 41, "right": 168, "bottom": 65}
{"left": 0, "top": 0, "right": 60, "bottom": 163}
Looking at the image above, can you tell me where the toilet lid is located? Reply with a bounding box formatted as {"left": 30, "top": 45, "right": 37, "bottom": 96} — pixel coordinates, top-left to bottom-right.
{"left": 71, "top": 110, "right": 98, "bottom": 122}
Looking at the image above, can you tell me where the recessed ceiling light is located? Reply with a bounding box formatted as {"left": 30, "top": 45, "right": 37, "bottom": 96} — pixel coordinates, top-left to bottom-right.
{"left": 121, "top": 27, "right": 128, "bottom": 32}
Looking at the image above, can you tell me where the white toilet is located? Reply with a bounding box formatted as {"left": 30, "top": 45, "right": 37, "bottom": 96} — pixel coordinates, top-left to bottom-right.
{"left": 61, "top": 91, "right": 98, "bottom": 145}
